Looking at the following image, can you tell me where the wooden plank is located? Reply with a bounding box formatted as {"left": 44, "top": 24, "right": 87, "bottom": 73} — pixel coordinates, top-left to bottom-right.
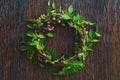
{"left": 0, "top": 0, "right": 120, "bottom": 80}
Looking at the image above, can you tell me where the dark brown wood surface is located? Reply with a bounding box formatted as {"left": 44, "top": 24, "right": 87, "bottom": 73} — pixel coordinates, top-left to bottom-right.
{"left": 0, "top": 0, "right": 120, "bottom": 80}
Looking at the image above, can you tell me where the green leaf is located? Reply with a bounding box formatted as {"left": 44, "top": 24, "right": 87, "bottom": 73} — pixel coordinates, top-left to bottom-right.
{"left": 62, "top": 14, "right": 71, "bottom": 20}
{"left": 95, "top": 32, "right": 101, "bottom": 37}
{"left": 46, "top": 32, "right": 54, "bottom": 37}
{"left": 68, "top": 5, "right": 73, "bottom": 13}
{"left": 96, "top": 26, "right": 99, "bottom": 32}
{"left": 48, "top": 0, "right": 51, "bottom": 6}
{"left": 37, "top": 34, "right": 45, "bottom": 39}
{"left": 36, "top": 43, "right": 45, "bottom": 50}
{"left": 27, "top": 50, "right": 35, "bottom": 60}
{"left": 83, "top": 20, "right": 94, "bottom": 25}
{"left": 52, "top": 2, "right": 56, "bottom": 9}
{"left": 20, "top": 46, "right": 28, "bottom": 51}
{"left": 27, "top": 24, "right": 33, "bottom": 29}
{"left": 92, "top": 39, "right": 100, "bottom": 42}
{"left": 73, "top": 13, "right": 81, "bottom": 21}
{"left": 59, "top": 6, "right": 62, "bottom": 12}
{"left": 29, "top": 40, "right": 38, "bottom": 46}
{"left": 28, "top": 19, "right": 36, "bottom": 23}
{"left": 78, "top": 52, "right": 85, "bottom": 58}
{"left": 89, "top": 29, "right": 94, "bottom": 38}
{"left": 83, "top": 46, "right": 92, "bottom": 51}
{"left": 38, "top": 23, "right": 43, "bottom": 27}
{"left": 44, "top": 48, "right": 56, "bottom": 58}
{"left": 27, "top": 32, "right": 36, "bottom": 38}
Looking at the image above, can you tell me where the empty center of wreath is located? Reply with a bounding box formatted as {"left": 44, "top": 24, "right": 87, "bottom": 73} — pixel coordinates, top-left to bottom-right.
{"left": 45, "top": 24, "right": 75, "bottom": 57}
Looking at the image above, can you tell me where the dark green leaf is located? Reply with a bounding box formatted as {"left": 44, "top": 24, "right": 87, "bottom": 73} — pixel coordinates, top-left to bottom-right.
{"left": 27, "top": 24, "right": 33, "bottom": 29}
{"left": 27, "top": 50, "right": 35, "bottom": 60}
{"left": 55, "top": 60, "right": 84, "bottom": 75}
{"left": 68, "top": 5, "right": 73, "bottom": 13}
{"left": 89, "top": 29, "right": 94, "bottom": 38}
{"left": 20, "top": 46, "right": 28, "bottom": 51}
{"left": 44, "top": 48, "right": 57, "bottom": 59}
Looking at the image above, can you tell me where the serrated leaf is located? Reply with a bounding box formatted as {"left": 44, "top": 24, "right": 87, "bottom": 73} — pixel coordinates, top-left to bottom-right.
{"left": 55, "top": 60, "right": 84, "bottom": 75}
{"left": 68, "top": 5, "right": 73, "bottom": 13}
{"left": 37, "top": 34, "right": 45, "bottom": 39}
{"left": 62, "top": 14, "right": 71, "bottom": 20}
{"left": 46, "top": 32, "right": 54, "bottom": 37}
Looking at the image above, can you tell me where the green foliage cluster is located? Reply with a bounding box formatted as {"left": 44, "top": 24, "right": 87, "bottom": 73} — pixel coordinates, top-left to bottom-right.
{"left": 20, "top": 1, "right": 100, "bottom": 75}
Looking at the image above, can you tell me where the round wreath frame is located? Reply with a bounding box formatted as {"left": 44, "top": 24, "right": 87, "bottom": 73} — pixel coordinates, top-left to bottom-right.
{"left": 20, "top": 1, "right": 100, "bottom": 75}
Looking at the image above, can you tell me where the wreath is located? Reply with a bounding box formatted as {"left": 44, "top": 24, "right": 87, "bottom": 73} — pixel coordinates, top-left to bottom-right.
{"left": 20, "top": 1, "right": 100, "bottom": 75}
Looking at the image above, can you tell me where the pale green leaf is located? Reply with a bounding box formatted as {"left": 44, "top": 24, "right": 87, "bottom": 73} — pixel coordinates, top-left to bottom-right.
{"left": 68, "top": 5, "right": 73, "bottom": 13}
{"left": 52, "top": 2, "right": 56, "bottom": 9}
{"left": 92, "top": 39, "right": 100, "bottom": 42}
{"left": 95, "top": 32, "right": 101, "bottom": 37}
{"left": 46, "top": 32, "right": 54, "bottom": 37}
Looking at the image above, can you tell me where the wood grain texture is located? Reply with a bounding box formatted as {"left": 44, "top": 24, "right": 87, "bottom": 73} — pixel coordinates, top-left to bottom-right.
{"left": 0, "top": 0, "right": 120, "bottom": 80}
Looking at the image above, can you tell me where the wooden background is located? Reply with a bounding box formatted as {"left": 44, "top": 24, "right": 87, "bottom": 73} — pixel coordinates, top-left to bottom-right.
{"left": 0, "top": 0, "right": 120, "bottom": 80}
